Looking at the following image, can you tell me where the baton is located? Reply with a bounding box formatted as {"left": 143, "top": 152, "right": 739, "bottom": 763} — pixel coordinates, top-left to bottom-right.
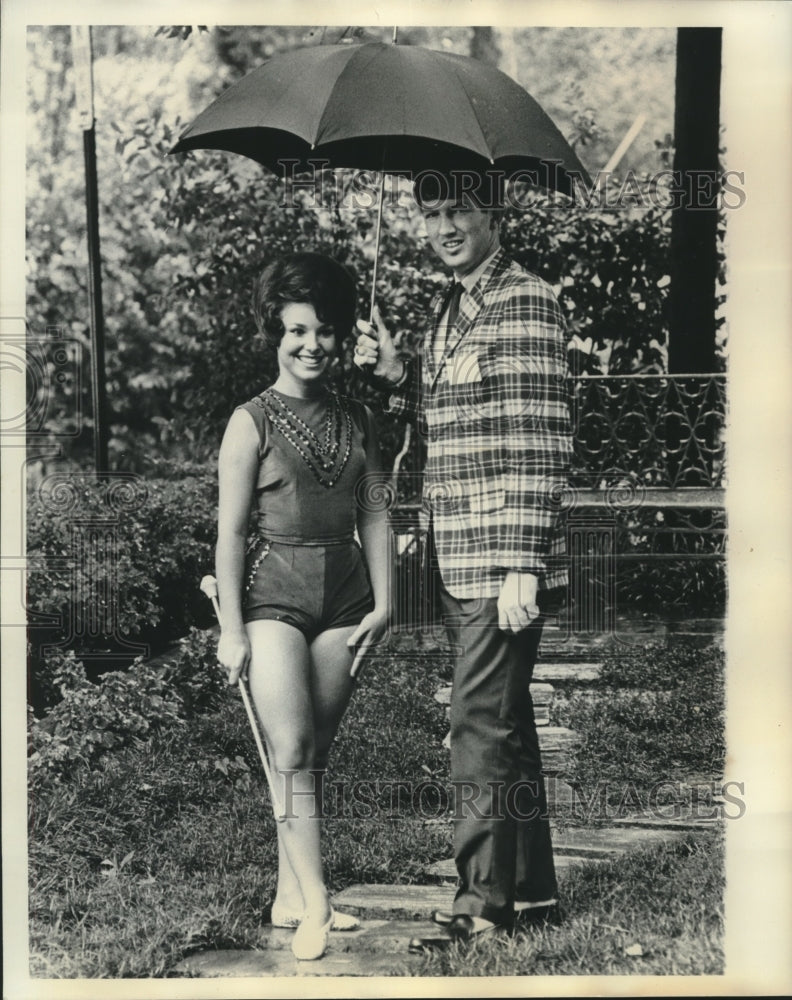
{"left": 200, "top": 574, "right": 285, "bottom": 822}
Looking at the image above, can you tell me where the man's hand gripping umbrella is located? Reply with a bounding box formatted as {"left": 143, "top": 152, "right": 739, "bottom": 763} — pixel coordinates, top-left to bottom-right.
{"left": 199, "top": 574, "right": 286, "bottom": 822}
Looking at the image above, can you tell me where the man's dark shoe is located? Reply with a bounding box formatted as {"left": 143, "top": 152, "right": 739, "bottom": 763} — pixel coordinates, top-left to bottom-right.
{"left": 409, "top": 914, "right": 504, "bottom": 952}
{"left": 514, "top": 902, "right": 564, "bottom": 927}
{"left": 434, "top": 903, "right": 563, "bottom": 929}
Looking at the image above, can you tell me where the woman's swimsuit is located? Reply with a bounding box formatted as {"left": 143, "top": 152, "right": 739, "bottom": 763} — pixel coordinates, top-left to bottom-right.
{"left": 238, "top": 387, "right": 376, "bottom": 639}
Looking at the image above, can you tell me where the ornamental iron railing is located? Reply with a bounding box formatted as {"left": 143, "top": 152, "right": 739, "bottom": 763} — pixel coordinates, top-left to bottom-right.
{"left": 569, "top": 374, "right": 726, "bottom": 491}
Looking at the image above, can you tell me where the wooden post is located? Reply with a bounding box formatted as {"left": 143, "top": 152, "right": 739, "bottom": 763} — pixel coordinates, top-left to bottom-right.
{"left": 668, "top": 28, "right": 722, "bottom": 374}
{"left": 71, "top": 26, "right": 109, "bottom": 474}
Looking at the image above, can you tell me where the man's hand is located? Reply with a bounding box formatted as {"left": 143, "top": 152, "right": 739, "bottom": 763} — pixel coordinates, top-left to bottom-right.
{"left": 354, "top": 305, "right": 403, "bottom": 385}
{"left": 497, "top": 572, "right": 541, "bottom": 633}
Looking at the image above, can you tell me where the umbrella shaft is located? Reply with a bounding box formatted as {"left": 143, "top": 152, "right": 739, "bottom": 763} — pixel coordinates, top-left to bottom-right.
{"left": 369, "top": 172, "right": 386, "bottom": 321}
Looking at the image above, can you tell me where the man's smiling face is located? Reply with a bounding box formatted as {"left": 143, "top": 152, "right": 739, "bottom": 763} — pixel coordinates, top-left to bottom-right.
{"left": 420, "top": 196, "right": 500, "bottom": 279}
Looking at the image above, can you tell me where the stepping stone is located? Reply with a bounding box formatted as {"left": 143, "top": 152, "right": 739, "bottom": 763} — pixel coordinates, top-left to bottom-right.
{"left": 610, "top": 814, "right": 719, "bottom": 830}
{"left": 424, "top": 858, "right": 456, "bottom": 881}
{"left": 442, "top": 725, "right": 576, "bottom": 760}
{"left": 433, "top": 686, "right": 452, "bottom": 705}
{"left": 534, "top": 707, "right": 550, "bottom": 727}
{"left": 444, "top": 725, "right": 578, "bottom": 758}
{"left": 545, "top": 776, "right": 578, "bottom": 806}
{"left": 256, "top": 919, "right": 434, "bottom": 955}
{"left": 533, "top": 662, "right": 602, "bottom": 684}
{"left": 540, "top": 623, "right": 668, "bottom": 659}
{"left": 538, "top": 633, "right": 615, "bottom": 660}
{"left": 434, "top": 682, "right": 554, "bottom": 706}
{"left": 424, "top": 820, "right": 703, "bottom": 883}
{"left": 255, "top": 920, "right": 388, "bottom": 951}
{"left": 331, "top": 884, "right": 454, "bottom": 920}
{"left": 539, "top": 726, "right": 577, "bottom": 752}
{"left": 436, "top": 681, "right": 553, "bottom": 727}
{"left": 666, "top": 617, "right": 725, "bottom": 636}
{"left": 531, "top": 682, "right": 555, "bottom": 705}
{"left": 172, "top": 946, "right": 420, "bottom": 977}
{"left": 425, "top": 854, "right": 603, "bottom": 881}
{"left": 337, "top": 918, "right": 444, "bottom": 953}
{"left": 553, "top": 825, "right": 690, "bottom": 856}
{"left": 539, "top": 727, "right": 579, "bottom": 772}
{"left": 554, "top": 853, "right": 606, "bottom": 869}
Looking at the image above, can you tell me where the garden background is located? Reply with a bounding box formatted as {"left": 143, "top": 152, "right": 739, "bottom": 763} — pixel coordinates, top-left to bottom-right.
{"left": 23, "top": 16, "right": 732, "bottom": 980}
{"left": 26, "top": 22, "right": 727, "bottom": 693}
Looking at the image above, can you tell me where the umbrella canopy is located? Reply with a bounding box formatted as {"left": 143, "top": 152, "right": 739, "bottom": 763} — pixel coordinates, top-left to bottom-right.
{"left": 171, "top": 41, "right": 590, "bottom": 194}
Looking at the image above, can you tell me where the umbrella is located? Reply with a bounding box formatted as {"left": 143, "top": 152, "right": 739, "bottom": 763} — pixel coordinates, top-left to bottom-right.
{"left": 170, "top": 40, "right": 591, "bottom": 313}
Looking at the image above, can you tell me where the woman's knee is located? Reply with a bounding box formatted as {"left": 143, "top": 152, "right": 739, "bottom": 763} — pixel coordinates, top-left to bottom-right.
{"left": 269, "top": 732, "right": 316, "bottom": 771}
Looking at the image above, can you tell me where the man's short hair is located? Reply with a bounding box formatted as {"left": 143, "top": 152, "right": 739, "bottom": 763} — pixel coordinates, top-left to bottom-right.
{"left": 412, "top": 169, "right": 506, "bottom": 211}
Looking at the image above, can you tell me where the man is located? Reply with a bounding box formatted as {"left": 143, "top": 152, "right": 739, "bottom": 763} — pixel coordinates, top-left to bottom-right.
{"left": 354, "top": 170, "right": 573, "bottom": 948}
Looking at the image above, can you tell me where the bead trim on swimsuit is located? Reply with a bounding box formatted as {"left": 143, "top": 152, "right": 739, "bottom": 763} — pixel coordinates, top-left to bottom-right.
{"left": 253, "top": 388, "right": 353, "bottom": 489}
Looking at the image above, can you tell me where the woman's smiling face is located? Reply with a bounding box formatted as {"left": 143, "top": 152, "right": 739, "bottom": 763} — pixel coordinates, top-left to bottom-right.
{"left": 276, "top": 302, "right": 337, "bottom": 392}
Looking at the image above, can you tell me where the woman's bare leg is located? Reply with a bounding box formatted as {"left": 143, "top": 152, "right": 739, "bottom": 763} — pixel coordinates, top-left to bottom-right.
{"left": 269, "top": 625, "right": 359, "bottom": 917}
{"left": 309, "top": 625, "right": 357, "bottom": 767}
{"left": 246, "top": 620, "right": 329, "bottom": 922}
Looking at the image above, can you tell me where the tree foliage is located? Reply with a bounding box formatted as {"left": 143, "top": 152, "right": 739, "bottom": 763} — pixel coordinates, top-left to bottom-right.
{"left": 25, "top": 24, "right": 693, "bottom": 475}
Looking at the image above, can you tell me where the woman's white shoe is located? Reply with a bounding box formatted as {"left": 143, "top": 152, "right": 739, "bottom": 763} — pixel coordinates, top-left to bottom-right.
{"left": 271, "top": 900, "right": 359, "bottom": 931}
{"left": 291, "top": 909, "right": 334, "bottom": 960}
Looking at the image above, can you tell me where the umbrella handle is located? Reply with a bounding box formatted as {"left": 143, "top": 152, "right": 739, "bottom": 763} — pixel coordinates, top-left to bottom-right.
{"left": 368, "top": 171, "right": 386, "bottom": 322}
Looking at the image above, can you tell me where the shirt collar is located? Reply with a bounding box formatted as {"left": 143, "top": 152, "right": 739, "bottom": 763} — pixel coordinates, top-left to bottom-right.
{"left": 457, "top": 247, "right": 501, "bottom": 294}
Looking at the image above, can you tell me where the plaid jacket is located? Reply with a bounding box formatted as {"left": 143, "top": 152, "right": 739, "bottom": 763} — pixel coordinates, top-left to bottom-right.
{"left": 388, "top": 249, "right": 572, "bottom": 599}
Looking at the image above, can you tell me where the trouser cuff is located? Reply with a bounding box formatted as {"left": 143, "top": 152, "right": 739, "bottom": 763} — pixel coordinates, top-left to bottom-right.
{"left": 453, "top": 900, "right": 515, "bottom": 929}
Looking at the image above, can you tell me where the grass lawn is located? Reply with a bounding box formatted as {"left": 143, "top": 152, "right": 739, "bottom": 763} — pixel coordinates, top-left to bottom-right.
{"left": 28, "top": 631, "right": 724, "bottom": 978}
{"left": 411, "top": 830, "right": 724, "bottom": 977}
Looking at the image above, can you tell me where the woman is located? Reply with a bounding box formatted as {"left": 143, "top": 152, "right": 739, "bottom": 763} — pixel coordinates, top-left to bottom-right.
{"left": 215, "top": 252, "right": 390, "bottom": 961}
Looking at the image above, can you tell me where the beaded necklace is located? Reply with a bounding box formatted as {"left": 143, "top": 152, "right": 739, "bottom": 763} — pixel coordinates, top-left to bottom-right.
{"left": 255, "top": 387, "right": 353, "bottom": 489}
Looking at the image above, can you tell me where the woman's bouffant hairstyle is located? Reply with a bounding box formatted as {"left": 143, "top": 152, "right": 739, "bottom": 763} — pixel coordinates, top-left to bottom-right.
{"left": 252, "top": 252, "right": 358, "bottom": 351}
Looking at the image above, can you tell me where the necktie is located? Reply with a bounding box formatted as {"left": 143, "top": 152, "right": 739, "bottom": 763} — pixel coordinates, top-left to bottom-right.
{"left": 435, "top": 282, "right": 463, "bottom": 365}
{"left": 444, "top": 281, "right": 463, "bottom": 331}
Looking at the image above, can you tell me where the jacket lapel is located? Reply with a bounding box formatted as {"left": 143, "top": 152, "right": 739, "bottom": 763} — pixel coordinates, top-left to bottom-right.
{"left": 429, "top": 250, "right": 511, "bottom": 390}
{"left": 432, "top": 285, "right": 484, "bottom": 388}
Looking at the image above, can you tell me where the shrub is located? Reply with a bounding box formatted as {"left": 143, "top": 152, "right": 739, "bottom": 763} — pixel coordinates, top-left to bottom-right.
{"left": 28, "top": 628, "right": 227, "bottom": 788}
{"left": 28, "top": 650, "right": 183, "bottom": 787}
{"left": 29, "top": 88, "right": 683, "bottom": 476}
{"left": 156, "top": 626, "right": 228, "bottom": 719}
{"left": 27, "top": 468, "right": 218, "bottom": 710}
{"left": 502, "top": 187, "right": 672, "bottom": 374}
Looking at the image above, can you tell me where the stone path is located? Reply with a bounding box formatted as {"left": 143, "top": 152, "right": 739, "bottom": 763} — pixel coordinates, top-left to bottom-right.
{"left": 175, "top": 938, "right": 424, "bottom": 977}
{"left": 172, "top": 817, "right": 715, "bottom": 978}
